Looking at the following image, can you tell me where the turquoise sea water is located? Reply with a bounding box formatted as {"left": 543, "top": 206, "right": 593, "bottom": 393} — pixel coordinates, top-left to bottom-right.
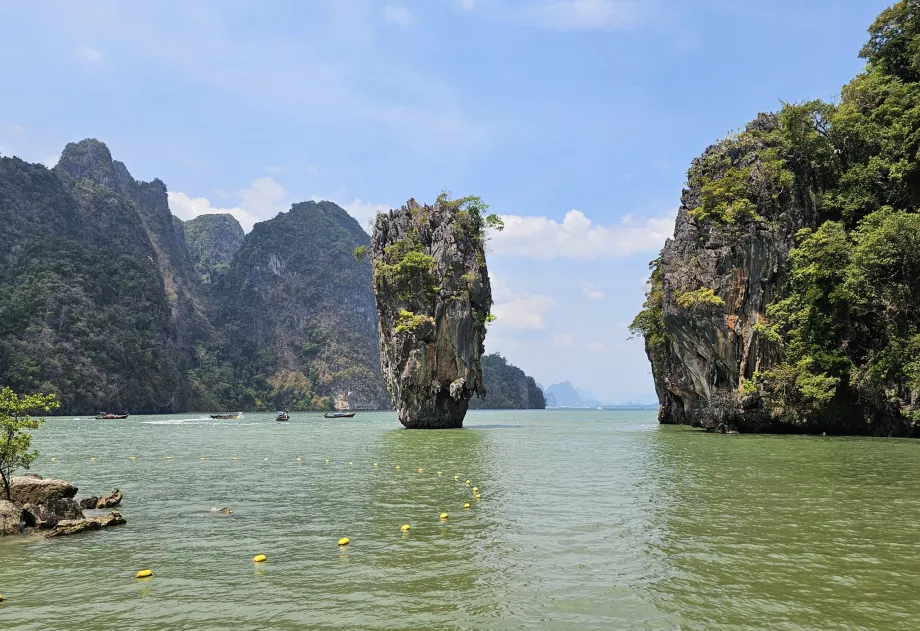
{"left": 1, "top": 410, "right": 919, "bottom": 630}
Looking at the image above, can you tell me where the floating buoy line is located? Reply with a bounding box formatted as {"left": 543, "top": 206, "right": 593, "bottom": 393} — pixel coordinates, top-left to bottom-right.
{"left": 43, "top": 454, "right": 485, "bottom": 564}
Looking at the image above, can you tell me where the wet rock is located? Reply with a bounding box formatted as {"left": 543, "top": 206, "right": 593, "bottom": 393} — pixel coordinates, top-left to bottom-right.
{"left": 10, "top": 476, "right": 78, "bottom": 505}
{"left": 44, "top": 511, "right": 126, "bottom": 538}
{"left": 79, "top": 497, "right": 99, "bottom": 510}
{"left": 96, "top": 489, "right": 123, "bottom": 508}
{"left": 21, "top": 496, "right": 83, "bottom": 529}
{"left": 0, "top": 500, "right": 25, "bottom": 536}
{"left": 371, "top": 198, "right": 493, "bottom": 429}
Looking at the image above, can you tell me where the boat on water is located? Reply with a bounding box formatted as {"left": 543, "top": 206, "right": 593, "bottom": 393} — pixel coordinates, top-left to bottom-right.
{"left": 95, "top": 413, "right": 129, "bottom": 420}
{"left": 210, "top": 412, "right": 243, "bottom": 419}
{"left": 276, "top": 411, "right": 290, "bottom": 422}
{"left": 324, "top": 411, "right": 356, "bottom": 418}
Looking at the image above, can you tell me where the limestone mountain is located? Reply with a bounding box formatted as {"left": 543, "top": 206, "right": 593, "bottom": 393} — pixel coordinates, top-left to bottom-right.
{"left": 0, "top": 140, "right": 209, "bottom": 413}
{"left": 183, "top": 213, "right": 245, "bottom": 284}
{"left": 468, "top": 353, "right": 545, "bottom": 409}
{"left": 207, "top": 201, "right": 388, "bottom": 410}
{"left": 0, "top": 141, "right": 537, "bottom": 414}
{"left": 544, "top": 381, "right": 582, "bottom": 408}
{"left": 371, "top": 196, "right": 495, "bottom": 428}
{"left": 632, "top": 1, "right": 920, "bottom": 436}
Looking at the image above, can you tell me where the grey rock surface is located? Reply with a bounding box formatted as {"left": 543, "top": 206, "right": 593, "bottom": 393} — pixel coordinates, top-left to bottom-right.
{"left": 371, "top": 199, "right": 493, "bottom": 428}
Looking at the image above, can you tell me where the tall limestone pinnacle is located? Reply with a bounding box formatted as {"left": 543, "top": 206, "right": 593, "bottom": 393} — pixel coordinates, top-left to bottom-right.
{"left": 370, "top": 195, "right": 498, "bottom": 428}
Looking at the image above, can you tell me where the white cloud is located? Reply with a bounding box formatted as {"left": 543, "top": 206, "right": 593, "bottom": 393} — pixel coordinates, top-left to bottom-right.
{"left": 384, "top": 4, "right": 414, "bottom": 26}
{"left": 490, "top": 208, "right": 675, "bottom": 260}
{"left": 586, "top": 340, "right": 606, "bottom": 351}
{"left": 459, "top": 0, "right": 477, "bottom": 9}
{"left": 552, "top": 333, "right": 573, "bottom": 347}
{"left": 582, "top": 281, "right": 604, "bottom": 300}
{"left": 526, "top": 0, "right": 645, "bottom": 31}
{"left": 77, "top": 45, "right": 103, "bottom": 61}
{"left": 169, "top": 176, "right": 289, "bottom": 232}
{"left": 491, "top": 294, "right": 556, "bottom": 331}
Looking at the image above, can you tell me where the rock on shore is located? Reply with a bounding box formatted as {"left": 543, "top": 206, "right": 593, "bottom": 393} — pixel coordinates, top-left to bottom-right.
{"left": 1, "top": 475, "right": 126, "bottom": 538}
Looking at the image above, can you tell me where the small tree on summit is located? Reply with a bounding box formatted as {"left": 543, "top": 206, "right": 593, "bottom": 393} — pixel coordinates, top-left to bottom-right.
{"left": 0, "top": 387, "right": 58, "bottom": 501}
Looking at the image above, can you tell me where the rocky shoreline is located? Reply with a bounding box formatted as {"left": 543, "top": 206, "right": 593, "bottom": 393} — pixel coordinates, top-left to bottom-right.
{"left": 0, "top": 474, "right": 126, "bottom": 539}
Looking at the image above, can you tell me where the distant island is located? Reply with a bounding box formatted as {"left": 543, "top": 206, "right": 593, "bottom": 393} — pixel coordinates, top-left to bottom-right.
{"left": 0, "top": 140, "right": 543, "bottom": 414}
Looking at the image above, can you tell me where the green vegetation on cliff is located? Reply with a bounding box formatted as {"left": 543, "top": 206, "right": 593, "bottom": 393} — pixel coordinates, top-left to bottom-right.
{"left": 635, "top": 0, "right": 920, "bottom": 433}
{"left": 183, "top": 213, "right": 245, "bottom": 284}
{"left": 0, "top": 142, "right": 387, "bottom": 413}
{"left": 204, "top": 201, "right": 388, "bottom": 411}
{"left": 468, "top": 353, "right": 545, "bottom": 410}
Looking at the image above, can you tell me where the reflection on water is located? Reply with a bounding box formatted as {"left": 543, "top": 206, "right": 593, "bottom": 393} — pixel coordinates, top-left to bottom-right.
{"left": 646, "top": 426, "right": 920, "bottom": 630}
{"left": 0, "top": 411, "right": 919, "bottom": 629}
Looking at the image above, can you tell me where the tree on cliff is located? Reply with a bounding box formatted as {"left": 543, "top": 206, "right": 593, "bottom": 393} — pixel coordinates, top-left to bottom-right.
{"left": 0, "top": 387, "right": 58, "bottom": 501}
{"left": 632, "top": 0, "right": 920, "bottom": 434}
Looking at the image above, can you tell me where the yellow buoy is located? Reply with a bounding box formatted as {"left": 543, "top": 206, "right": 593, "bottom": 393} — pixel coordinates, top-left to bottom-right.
{"left": 264, "top": 458, "right": 269, "bottom": 462}
{"left": 50, "top": 458, "right": 56, "bottom": 462}
{"left": 325, "top": 459, "right": 330, "bottom": 463}
{"left": 338, "top": 537, "right": 350, "bottom": 546}
{"left": 373, "top": 463, "right": 378, "bottom": 467}
{"left": 475, "top": 493, "right": 482, "bottom": 499}
{"left": 417, "top": 468, "right": 423, "bottom": 473}
{"left": 472, "top": 487, "right": 478, "bottom": 492}
{"left": 232, "top": 457, "right": 240, "bottom": 461}
{"left": 166, "top": 456, "right": 173, "bottom": 460}
{"left": 295, "top": 457, "right": 302, "bottom": 462}
{"left": 437, "top": 471, "right": 442, "bottom": 475}
{"left": 130, "top": 456, "right": 137, "bottom": 461}
{"left": 135, "top": 569, "right": 153, "bottom": 579}
{"left": 395, "top": 465, "right": 401, "bottom": 470}
{"left": 348, "top": 461, "right": 353, "bottom": 465}
{"left": 200, "top": 457, "right": 206, "bottom": 461}
{"left": 453, "top": 475, "right": 459, "bottom": 480}
{"left": 253, "top": 554, "right": 267, "bottom": 563}
{"left": 465, "top": 480, "right": 471, "bottom": 486}
{"left": 401, "top": 524, "right": 411, "bottom": 531}
{"left": 440, "top": 512, "right": 448, "bottom": 520}
{"left": 90, "top": 457, "right": 96, "bottom": 461}
{"left": 0, "top": 593, "right": 4, "bottom": 601}
{"left": 464, "top": 503, "right": 471, "bottom": 509}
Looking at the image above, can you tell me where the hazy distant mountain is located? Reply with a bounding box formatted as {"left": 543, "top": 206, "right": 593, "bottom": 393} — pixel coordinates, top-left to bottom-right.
{"left": 545, "top": 381, "right": 582, "bottom": 407}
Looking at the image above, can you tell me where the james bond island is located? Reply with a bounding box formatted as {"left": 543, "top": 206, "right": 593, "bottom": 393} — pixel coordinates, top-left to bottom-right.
{"left": 370, "top": 194, "right": 501, "bottom": 429}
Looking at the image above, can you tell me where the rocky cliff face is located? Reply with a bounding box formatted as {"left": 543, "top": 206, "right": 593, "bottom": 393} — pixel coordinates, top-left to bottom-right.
{"left": 0, "top": 140, "right": 208, "bottom": 413}
{"left": 372, "top": 198, "right": 493, "bottom": 428}
{"left": 0, "top": 140, "right": 387, "bottom": 413}
{"left": 640, "top": 115, "right": 818, "bottom": 432}
{"left": 214, "top": 201, "right": 388, "bottom": 410}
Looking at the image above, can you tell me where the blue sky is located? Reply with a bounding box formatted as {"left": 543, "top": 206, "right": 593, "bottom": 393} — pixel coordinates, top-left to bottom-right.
{"left": 0, "top": 0, "right": 891, "bottom": 402}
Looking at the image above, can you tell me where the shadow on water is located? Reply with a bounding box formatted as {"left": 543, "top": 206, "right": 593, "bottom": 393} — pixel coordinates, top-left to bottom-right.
{"left": 644, "top": 425, "right": 920, "bottom": 630}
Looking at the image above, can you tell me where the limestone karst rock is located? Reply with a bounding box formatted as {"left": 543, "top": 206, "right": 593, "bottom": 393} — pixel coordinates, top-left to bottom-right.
{"left": 371, "top": 197, "right": 495, "bottom": 428}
